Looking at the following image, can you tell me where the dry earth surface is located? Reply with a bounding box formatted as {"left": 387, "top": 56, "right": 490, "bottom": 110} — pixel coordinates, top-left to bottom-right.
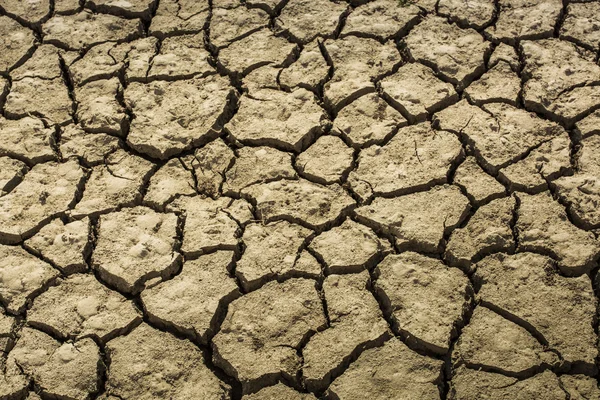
{"left": 1, "top": 0, "right": 600, "bottom": 399}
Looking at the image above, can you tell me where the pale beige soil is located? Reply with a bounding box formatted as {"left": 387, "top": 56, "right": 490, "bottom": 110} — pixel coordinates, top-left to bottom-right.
{"left": 1, "top": 0, "right": 600, "bottom": 399}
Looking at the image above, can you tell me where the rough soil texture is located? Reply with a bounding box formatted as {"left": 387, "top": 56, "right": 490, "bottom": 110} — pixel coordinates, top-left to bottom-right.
{"left": 0, "top": 1, "right": 600, "bottom": 399}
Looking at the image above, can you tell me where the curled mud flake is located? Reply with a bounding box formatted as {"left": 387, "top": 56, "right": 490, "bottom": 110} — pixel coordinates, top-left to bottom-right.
{"left": 28, "top": 274, "right": 141, "bottom": 341}
{"left": 212, "top": 278, "right": 326, "bottom": 394}
{"left": 106, "top": 323, "right": 230, "bottom": 399}
{"left": 92, "top": 206, "right": 180, "bottom": 294}
{"left": 474, "top": 252, "right": 598, "bottom": 372}
{"left": 485, "top": 0, "right": 562, "bottom": 43}
{"left": 437, "top": 0, "right": 495, "bottom": 30}
{"left": 275, "top": 0, "right": 348, "bottom": 44}
{"left": 341, "top": 0, "right": 421, "bottom": 41}
{"left": 296, "top": 135, "right": 353, "bottom": 185}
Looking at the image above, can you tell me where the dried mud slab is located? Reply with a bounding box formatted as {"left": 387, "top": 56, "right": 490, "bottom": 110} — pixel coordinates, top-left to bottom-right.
{"left": 452, "top": 306, "right": 558, "bottom": 375}
{"left": 0, "top": 15, "right": 36, "bottom": 73}
{"left": 275, "top": 0, "right": 347, "bottom": 43}
{"left": 328, "top": 338, "right": 444, "bottom": 400}
{"left": 92, "top": 206, "right": 180, "bottom": 294}
{"left": 561, "top": 375, "right": 600, "bottom": 399}
{"left": 142, "top": 251, "right": 240, "bottom": 344}
{"left": 279, "top": 40, "right": 329, "bottom": 91}
{"left": 149, "top": 0, "right": 209, "bottom": 37}
{"left": 125, "top": 75, "right": 234, "bottom": 159}
{"left": 489, "top": 43, "right": 520, "bottom": 70}
{"left": 474, "top": 252, "right": 598, "bottom": 372}
{"left": 24, "top": 217, "right": 90, "bottom": 274}
{"left": 341, "top": 0, "right": 421, "bottom": 41}
{"left": 191, "top": 139, "right": 235, "bottom": 198}
{"left": 0, "top": 245, "right": 59, "bottom": 314}
{"left": 218, "top": 28, "right": 297, "bottom": 76}
{"left": 106, "top": 323, "right": 230, "bottom": 399}
{"left": 227, "top": 88, "right": 326, "bottom": 152}
{"left": 0, "top": 356, "right": 28, "bottom": 400}
{"left": 521, "top": 39, "right": 600, "bottom": 126}
{"left": 303, "top": 272, "right": 391, "bottom": 392}
{"left": 576, "top": 109, "right": 600, "bottom": 139}
{"left": 144, "top": 158, "right": 196, "bottom": 209}
{"left": 0, "top": 160, "right": 84, "bottom": 244}
{"left": 146, "top": 34, "right": 214, "bottom": 81}
{"left": 296, "top": 135, "right": 353, "bottom": 184}
{"left": 241, "top": 66, "right": 281, "bottom": 94}
{"left": 464, "top": 61, "right": 520, "bottom": 106}
{"left": 485, "top": 0, "right": 562, "bottom": 43}
{"left": 84, "top": 0, "right": 156, "bottom": 19}
{"left": 516, "top": 191, "right": 600, "bottom": 275}
{"left": 60, "top": 125, "right": 121, "bottom": 166}
{"left": 355, "top": 185, "right": 470, "bottom": 253}
{"left": 72, "top": 149, "right": 154, "bottom": 218}
{"left": 445, "top": 197, "right": 515, "bottom": 272}
{"left": 309, "top": 219, "right": 390, "bottom": 274}
{"left": 0, "top": 156, "right": 27, "bottom": 195}
{"left": 560, "top": 2, "right": 600, "bottom": 52}
{"left": 375, "top": 252, "right": 471, "bottom": 355}
{"left": 241, "top": 179, "right": 355, "bottom": 230}
{"left": 43, "top": 11, "right": 143, "bottom": 50}
{"left": 348, "top": 122, "right": 462, "bottom": 199}
{"left": 28, "top": 274, "right": 141, "bottom": 341}
{"left": 332, "top": 93, "right": 407, "bottom": 148}
{"left": 323, "top": 36, "right": 400, "bottom": 111}
{"left": 380, "top": 62, "right": 458, "bottom": 123}
{"left": 243, "top": 384, "right": 317, "bottom": 399}
{"left": 453, "top": 156, "right": 505, "bottom": 205}
{"left": 405, "top": 16, "right": 491, "bottom": 89}
{"left": 0, "top": 0, "right": 49, "bottom": 25}
{"left": 437, "top": 0, "right": 495, "bottom": 29}
{"left": 0, "top": 308, "right": 14, "bottom": 353}
{"left": 9, "top": 327, "right": 100, "bottom": 400}
{"left": 210, "top": 6, "right": 269, "bottom": 48}
{"left": 223, "top": 146, "right": 296, "bottom": 194}
{"left": 553, "top": 135, "right": 600, "bottom": 230}
{"left": 236, "top": 221, "right": 312, "bottom": 291}
{"left": 212, "top": 278, "right": 326, "bottom": 393}
{"left": 75, "top": 78, "right": 128, "bottom": 136}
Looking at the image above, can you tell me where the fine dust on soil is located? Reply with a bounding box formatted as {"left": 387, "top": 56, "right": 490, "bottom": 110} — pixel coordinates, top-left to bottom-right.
{"left": 1, "top": 0, "right": 600, "bottom": 399}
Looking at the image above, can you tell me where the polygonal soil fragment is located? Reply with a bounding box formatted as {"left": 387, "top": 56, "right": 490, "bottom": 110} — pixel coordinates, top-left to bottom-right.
{"left": 0, "top": 160, "right": 84, "bottom": 244}
{"left": 515, "top": 191, "right": 600, "bottom": 275}
{"left": 210, "top": 6, "right": 269, "bottom": 48}
{"left": 190, "top": 139, "right": 235, "bottom": 198}
{"left": 560, "top": 2, "right": 600, "bottom": 52}
{"left": 67, "top": 40, "right": 131, "bottom": 86}
{"left": 323, "top": 36, "right": 400, "bottom": 111}
{"left": 332, "top": 93, "right": 407, "bottom": 148}
{"left": 355, "top": 185, "right": 470, "bottom": 253}
{"left": 92, "top": 206, "right": 180, "bottom": 294}
{"left": 43, "top": 11, "right": 143, "bottom": 50}
{"left": 241, "top": 66, "right": 281, "bottom": 94}
{"left": 0, "top": 245, "right": 58, "bottom": 314}
{"left": 434, "top": 100, "right": 569, "bottom": 176}
{"left": 218, "top": 28, "right": 297, "bottom": 76}
{"left": 486, "top": 0, "right": 562, "bottom": 43}
{"left": 561, "top": 375, "right": 600, "bottom": 399}
{"left": 147, "top": 34, "right": 214, "bottom": 80}
{"left": 349, "top": 122, "right": 462, "bottom": 199}
{"left": 0, "top": 16, "right": 36, "bottom": 73}
{"left": 212, "top": 278, "right": 326, "bottom": 393}
{"left": 9, "top": 327, "right": 100, "bottom": 400}
{"left": 55, "top": 0, "right": 82, "bottom": 13}
{"left": 168, "top": 196, "right": 245, "bottom": 256}
{"left": 144, "top": 158, "right": 196, "bottom": 209}
{"left": 0, "top": 356, "right": 28, "bottom": 400}
{"left": 0, "top": 308, "right": 14, "bottom": 354}
{"left": 489, "top": 42, "right": 520, "bottom": 70}
{"left": 243, "top": 383, "right": 317, "bottom": 399}
{"left": 296, "top": 135, "right": 353, "bottom": 184}
{"left": 474, "top": 252, "right": 598, "bottom": 371}
{"left": 576, "top": 109, "right": 600, "bottom": 138}
{"left": 453, "top": 306, "right": 558, "bottom": 375}
{"left": 59, "top": 126, "right": 121, "bottom": 166}
{"left": 142, "top": 251, "right": 240, "bottom": 344}
{"left": 84, "top": 0, "right": 156, "bottom": 19}
{"left": 521, "top": 39, "right": 600, "bottom": 126}
{"left": 464, "top": 61, "right": 520, "bottom": 106}
{"left": 24, "top": 218, "right": 90, "bottom": 274}
{"left": 10, "top": 44, "right": 67, "bottom": 81}
{"left": 553, "top": 135, "right": 600, "bottom": 229}
{"left": 149, "top": 0, "right": 209, "bottom": 37}
{"left": 279, "top": 40, "right": 329, "bottom": 91}
{"left": 341, "top": 0, "right": 420, "bottom": 41}
{"left": 380, "top": 62, "right": 458, "bottom": 122}
{"left": 303, "top": 271, "right": 391, "bottom": 392}
{"left": 376, "top": 252, "right": 471, "bottom": 355}
{"left": 75, "top": 78, "right": 127, "bottom": 136}
{"left": 309, "top": 219, "right": 389, "bottom": 274}
{"left": 242, "top": 179, "right": 355, "bottom": 230}
{"left": 450, "top": 367, "right": 565, "bottom": 399}
{"left": 227, "top": 88, "right": 325, "bottom": 152}
{"left": 106, "top": 323, "right": 230, "bottom": 399}
{"left": 328, "top": 338, "right": 444, "bottom": 400}
{"left": 236, "top": 221, "right": 312, "bottom": 291}
{"left": 445, "top": 197, "right": 515, "bottom": 272}
{"left": 0, "top": 156, "right": 27, "bottom": 195}
{"left": 72, "top": 149, "right": 154, "bottom": 218}
{"left": 223, "top": 146, "right": 296, "bottom": 194}
{"left": 437, "top": 0, "right": 495, "bottom": 30}
{"left": 125, "top": 74, "right": 233, "bottom": 159}
{"left": 453, "top": 156, "right": 505, "bottom": 205}
{"left": 0, "top": 0, "right": 49, "bottom": 25}
{"left": 276, "top": 0, "right": 347, "bottom": 43}
{"left": 405, "top": 16, "right": 490, "bottom": 89}
{"left": 28, "top": 274, "right": 141, "bottom": 341}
